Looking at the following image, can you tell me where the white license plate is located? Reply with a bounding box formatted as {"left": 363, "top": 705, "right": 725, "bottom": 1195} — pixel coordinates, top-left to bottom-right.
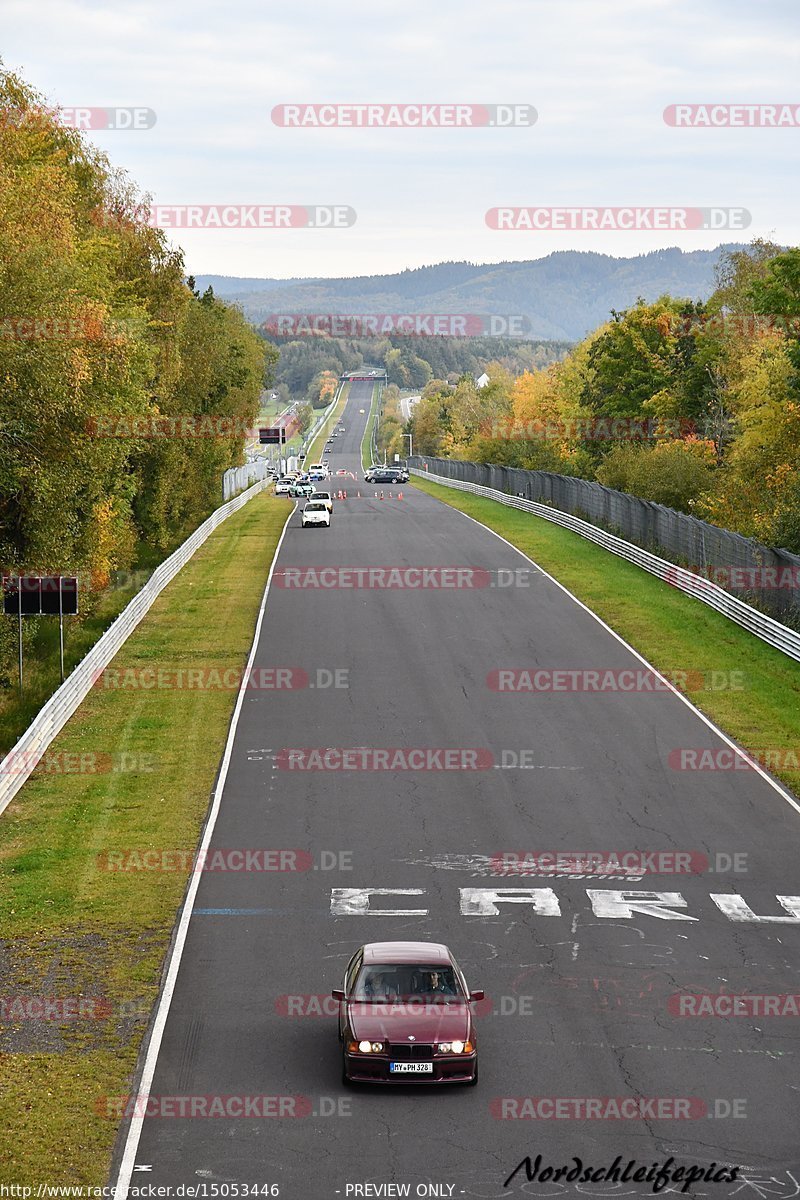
{"left": 390, "top": 1062, "right": 433, "bottom": 1073}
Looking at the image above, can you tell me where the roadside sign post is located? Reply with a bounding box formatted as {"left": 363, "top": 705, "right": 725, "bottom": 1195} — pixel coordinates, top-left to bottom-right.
{"left": 17, "top": 584, "right": 22, "bottom": 692}
{"left": 259, "top": 426, "right": 287, "bottom": 475}
{"left": 3, "top": 575, "right": 79, "bottom": 692}
{"left": 58, "top": 582, "right": 64, "bottom": 683}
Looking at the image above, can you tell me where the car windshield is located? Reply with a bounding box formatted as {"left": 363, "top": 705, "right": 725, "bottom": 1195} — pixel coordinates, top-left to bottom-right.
{"left": 352, "top": 964, "right": 465, "bottom": 1003}
{"left": 305, "top": 502, "right": 326, "bottom": 511}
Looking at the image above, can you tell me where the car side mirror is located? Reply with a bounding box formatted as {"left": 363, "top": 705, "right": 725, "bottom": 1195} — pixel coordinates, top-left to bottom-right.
{"left": 470, "top": 990, "right": 485, "bottom": 1002}
{"left": 331, "top": 988, "right": 346, "bottom": 1001}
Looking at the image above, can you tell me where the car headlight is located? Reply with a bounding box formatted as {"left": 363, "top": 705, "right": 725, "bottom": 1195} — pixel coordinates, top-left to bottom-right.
{"left": 352, "top": 1040, "right": 384, "bottom": 1053}
{"left": 438, "top": 1039, "right": 469, "bottom": 1054}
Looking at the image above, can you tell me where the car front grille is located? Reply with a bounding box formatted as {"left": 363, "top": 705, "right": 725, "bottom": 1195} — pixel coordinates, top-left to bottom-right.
{"left": 388, "top": 1043, "right": 433, "bottom": 1061}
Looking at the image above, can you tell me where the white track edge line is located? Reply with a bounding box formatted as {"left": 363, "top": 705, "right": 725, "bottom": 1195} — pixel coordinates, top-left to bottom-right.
{"left": 114, "top": 500, "right": 296, "bottom": 1195}
{"left": 424, "top": 483, "right": 800, "bottom": 820}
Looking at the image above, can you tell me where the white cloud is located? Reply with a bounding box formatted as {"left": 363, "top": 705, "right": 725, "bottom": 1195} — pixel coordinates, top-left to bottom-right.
{"left": 2, "top": 0, "right": 797, "bottom": 276}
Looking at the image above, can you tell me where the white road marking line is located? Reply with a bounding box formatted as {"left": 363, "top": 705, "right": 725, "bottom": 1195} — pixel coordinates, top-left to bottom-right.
{"left": 492, "top": 763, "right": 583, "bottom": 770}
{"left": 430, "top": 495, "right": 800, "bottom": 818}
{"left": 398, "top": 853, "right": 646, "bottom": 880}
{"left": 113, "top": 503, "right": 295, "bottom": 1200}
{"left": 330, "top": 887, "right": 428, "bottom": 917}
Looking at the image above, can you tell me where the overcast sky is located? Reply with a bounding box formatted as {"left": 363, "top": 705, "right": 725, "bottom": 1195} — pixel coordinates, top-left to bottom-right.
{"left": 3, "top": 0, "right": 798, "bottom": 279}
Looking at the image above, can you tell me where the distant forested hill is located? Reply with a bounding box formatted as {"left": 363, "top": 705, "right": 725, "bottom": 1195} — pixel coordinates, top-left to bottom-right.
{"left": 195, "top": 246, "right": 745, "bottom": 341}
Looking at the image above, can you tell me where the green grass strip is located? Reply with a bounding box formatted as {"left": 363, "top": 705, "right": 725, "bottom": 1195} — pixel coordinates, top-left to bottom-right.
{"left": 0, "top": 490, "right": 291, "bottom": 1185}
{"left": 360, "top": 384, "right": 381, "bottom": 473}
{"left": 306, "top": 383, "right": 350, "bottom": 465}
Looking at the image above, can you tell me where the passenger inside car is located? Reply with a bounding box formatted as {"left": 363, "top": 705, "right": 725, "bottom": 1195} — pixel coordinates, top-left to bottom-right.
{"left": 357, "top": 969, "right": 400, "bottom": 1000}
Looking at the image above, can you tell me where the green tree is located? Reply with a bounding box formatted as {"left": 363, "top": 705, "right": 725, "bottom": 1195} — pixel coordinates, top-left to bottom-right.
{"left": 596, "top": 441, "right": 716, "bottom": 513}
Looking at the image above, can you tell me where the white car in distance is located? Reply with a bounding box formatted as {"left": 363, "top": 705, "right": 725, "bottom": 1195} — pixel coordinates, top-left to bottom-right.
{"left": 302, "top": 500, "right": 331, "bottom": 528}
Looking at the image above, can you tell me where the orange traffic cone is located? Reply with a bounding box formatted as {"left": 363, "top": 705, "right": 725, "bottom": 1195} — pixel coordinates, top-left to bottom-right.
{"left": 398, "top": 491, "right": 403, "bottom": 501}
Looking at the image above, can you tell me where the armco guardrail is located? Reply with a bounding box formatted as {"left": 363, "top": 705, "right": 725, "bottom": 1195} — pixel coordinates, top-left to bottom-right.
{"left": 223, "top": 458, "right": 269, "bottom": 501}
{"left": 303, "top": 382, "right": 345, "bottom": 455}
{"left": 411, "top": 466, "right": 800, "bottom": 664}
{"left": 241, "top": 384, "right": 345, "bottom": 480}
{"left": 413, "top": 456, "right": 800, "bottom": 624}
{"left": 0, "top": 477, "right": 271, "bottom": 818}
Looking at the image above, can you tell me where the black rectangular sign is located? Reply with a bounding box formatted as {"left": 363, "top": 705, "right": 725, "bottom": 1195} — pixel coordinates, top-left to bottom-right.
{"left": 3, "top": 575, "right": 79, "bottom": 616}
{"left": 259, "top": 427, "right": 287, "bottom": 444}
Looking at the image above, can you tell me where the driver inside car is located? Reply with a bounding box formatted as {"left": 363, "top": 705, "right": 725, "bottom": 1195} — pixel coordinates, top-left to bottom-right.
{"left": 427, "top": 970, "right": 456, "bottom": 995}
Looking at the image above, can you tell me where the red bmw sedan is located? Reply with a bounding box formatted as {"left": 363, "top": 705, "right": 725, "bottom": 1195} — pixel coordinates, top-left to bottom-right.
{"left": 333, "top": 941, "right": 484, "bottom": 1085}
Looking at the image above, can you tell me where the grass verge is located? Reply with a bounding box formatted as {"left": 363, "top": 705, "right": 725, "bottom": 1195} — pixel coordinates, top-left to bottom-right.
{"left": 0, "top": 539, "right": 190, "bottom": 756}
{"left": 306, "top": 383, "right": 350, "bottom": 465}
{"left": 360, "top": 384, "right": 380, "bottom": 472}
{"left": 0, "top": 489, "right": 291, "bottom": 1184}
{"left": 412, "top": 473, "right": 800, "bottom": 796}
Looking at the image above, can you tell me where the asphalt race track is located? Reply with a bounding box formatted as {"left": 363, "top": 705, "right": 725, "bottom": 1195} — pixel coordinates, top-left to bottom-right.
{"left": 113, "top": 380, "right": 800, "bottom": 1198}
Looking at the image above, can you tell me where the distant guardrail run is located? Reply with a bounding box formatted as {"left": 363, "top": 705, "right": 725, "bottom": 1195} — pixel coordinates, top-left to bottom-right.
{"left": 410, "top": 465, "right": 800, "bottom": 664}
{"left": 411, "top": 457, "right": 800, "bottom": 625}
{"left": 304, "top": 384, "right": 344, "bottom": 454}
{"left": 0, "top": 478, "right": 270, "bottom": 819}
{"left": 223, "top": 459, "right": 270, "bottom": 501}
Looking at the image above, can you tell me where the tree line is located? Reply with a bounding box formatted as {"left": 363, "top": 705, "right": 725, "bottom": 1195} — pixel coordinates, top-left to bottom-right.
{"left": 264, "top": 331, "right": 570, "bottom": 402}
{"left": 403, "top": 241, "right": 800, "bottom": 553}
{"left": 0, "top": 69, "right": 274, "bottom": 680}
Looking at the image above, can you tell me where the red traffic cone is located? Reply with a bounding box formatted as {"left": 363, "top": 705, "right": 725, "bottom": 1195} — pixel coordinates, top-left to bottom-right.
{"left": 380, "top": 491, "right": 384, "bottom": 500}
{"left": 398, "top": 491, "right": 403, "bottom": 501}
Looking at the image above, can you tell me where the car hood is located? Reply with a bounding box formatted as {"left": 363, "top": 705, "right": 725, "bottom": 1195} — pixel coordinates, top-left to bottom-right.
{"left": 347, "top": 1002, "right": 470, "bottom": 1042}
